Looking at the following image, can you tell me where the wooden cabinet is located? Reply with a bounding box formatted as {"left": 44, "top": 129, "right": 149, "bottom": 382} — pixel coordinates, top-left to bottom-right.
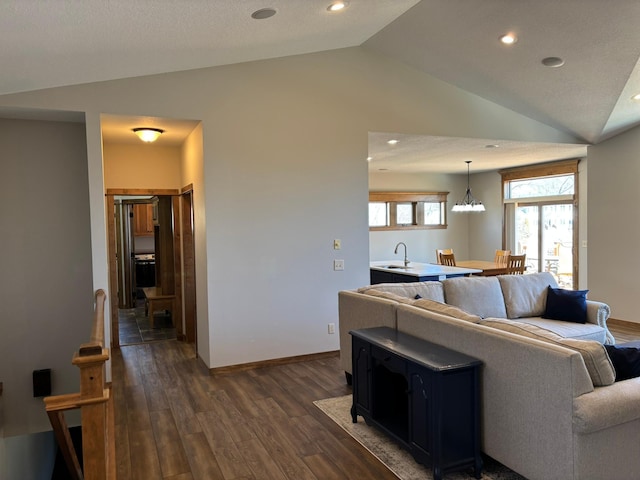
{"left": 351, "top": 327, "right": 482, "bottom": 480}
{"left": 133, "top": 203, "right": 154, "bottom": 236}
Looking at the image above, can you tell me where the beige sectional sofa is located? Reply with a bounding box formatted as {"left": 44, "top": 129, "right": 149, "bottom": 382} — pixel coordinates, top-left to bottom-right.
{"left": 338, "top": 272, "right": 640, "bottom": 480}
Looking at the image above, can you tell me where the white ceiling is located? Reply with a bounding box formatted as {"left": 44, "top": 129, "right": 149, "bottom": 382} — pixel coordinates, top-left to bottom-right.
{"left": 3, "top": 0, "right": 640, "bottom": 173}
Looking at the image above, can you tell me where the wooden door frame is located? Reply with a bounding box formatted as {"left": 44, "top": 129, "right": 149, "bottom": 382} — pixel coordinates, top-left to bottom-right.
{"left": 180, "top": 185, "right": 197, "bottom": 347}
{"left": 106, "top": 188, "right": 179, "bottom": 349}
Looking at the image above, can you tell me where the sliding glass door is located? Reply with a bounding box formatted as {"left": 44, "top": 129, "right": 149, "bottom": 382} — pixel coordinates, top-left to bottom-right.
{"left": 514, "top": 202, "right": 574, "bottom": 288}
{"left": 502, "top": 160, "right": 579, "bottom": 289}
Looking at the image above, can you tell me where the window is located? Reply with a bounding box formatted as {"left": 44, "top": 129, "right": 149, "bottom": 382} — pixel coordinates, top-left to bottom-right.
{"left": 500, "top": 159, "right": 579, "bottom": 288}
{"left": 369, "top": 192, "right": 448, "bottom": 230}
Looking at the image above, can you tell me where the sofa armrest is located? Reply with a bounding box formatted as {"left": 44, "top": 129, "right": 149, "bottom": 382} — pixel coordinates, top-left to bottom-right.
{"left": 338, "top": 290, "right": 397, "bottom": 376}
{"left": 586, "top": 300, "right": 614, "bottom": 344}
{"left": 573, "top": 377, "right": 640, "bottom": 434}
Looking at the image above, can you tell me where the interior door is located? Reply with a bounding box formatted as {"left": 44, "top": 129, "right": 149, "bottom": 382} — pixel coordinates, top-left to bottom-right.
{"left": 114, "top": 201, "right": 136, "bottom": 308}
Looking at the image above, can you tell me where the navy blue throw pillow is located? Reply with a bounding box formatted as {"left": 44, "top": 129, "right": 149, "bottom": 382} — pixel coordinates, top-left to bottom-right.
{"left": 604, "top": 345, "right": 640, "bottom": 381}
{"left": 414, "top": 294, "right": 422, "bottom": 299}
{"left": 542, "top": 286, "right": 588, "bottom": 324}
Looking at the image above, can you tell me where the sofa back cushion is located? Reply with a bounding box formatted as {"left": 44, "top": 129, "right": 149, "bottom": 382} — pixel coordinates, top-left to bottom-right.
{"left": 413, "top": 298, "right": 482, "bottom": 323}
{"left": 442, "top": 276, "right": 507, "bottom": 318}
{"left": 358, "top": 281, "right": 445, "bottom": 302}
{"left": 361, "top": 289, "right": 416, "bottom": 304}
{"left": 498, "top": 272, "right": 558, "bottom": 319}
{"left": 481, "top": 318, "right": 615, "bottom": 386}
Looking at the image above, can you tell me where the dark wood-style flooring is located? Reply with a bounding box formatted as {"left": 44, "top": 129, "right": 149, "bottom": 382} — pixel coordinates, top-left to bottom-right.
{"left": 112, "top": 322, "right": 640, "bottom": 480}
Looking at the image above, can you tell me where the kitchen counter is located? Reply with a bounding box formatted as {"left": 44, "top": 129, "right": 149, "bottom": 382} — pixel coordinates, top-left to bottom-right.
{"left": 370, "top": 261, "right": 481, "bottom": 284}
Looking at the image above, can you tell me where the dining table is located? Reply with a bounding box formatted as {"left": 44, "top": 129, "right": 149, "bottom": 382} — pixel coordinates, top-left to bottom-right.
{"left": 455, "top": 260, "right": 509, "bottom": 276}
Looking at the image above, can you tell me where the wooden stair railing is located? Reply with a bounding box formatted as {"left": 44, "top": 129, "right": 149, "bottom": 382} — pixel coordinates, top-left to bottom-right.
{"left": 44, "top": 289, "right": 115, "bottom": 480}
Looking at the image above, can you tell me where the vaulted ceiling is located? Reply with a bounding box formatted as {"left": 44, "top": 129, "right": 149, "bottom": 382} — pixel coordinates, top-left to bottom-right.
{"left": 3, "top": 1, "right": 640, "bottom": 173}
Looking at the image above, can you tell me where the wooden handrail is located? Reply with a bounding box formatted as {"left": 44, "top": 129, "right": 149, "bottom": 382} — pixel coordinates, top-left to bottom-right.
{"left": 44, "top": 289, "right": 114, "bottom": 480}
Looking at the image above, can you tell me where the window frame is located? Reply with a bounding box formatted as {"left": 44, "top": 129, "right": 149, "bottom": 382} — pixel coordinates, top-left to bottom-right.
{"left": 369, "top": 191, "right": 448, "bottom": 231}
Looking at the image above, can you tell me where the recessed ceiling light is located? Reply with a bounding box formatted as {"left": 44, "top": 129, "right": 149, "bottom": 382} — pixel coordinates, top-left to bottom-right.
{"left": 485, "top": 144, "right": 499, "bottom": 148}
{"left": 632, "top": 94, "right": 640, "bottom": 101}
{"left": 251, "top": 8, "right": 277, "bottom": 20}
{"left": 387, "top": 139, "right": 398, "bottom": 145}
{"left": 327, "top": 2, "right": 348, "bottom": 12}
{"left": 367, "top": 156, "right": 373, "bottom": 162}
{"left": 378, "top": 168, "right": 389, "bottom": 171}
{"left": 542, "top": 57, "right": 565, "bottom": 68}
{"left": 499, "top": 33, "right": 518, "bottom": 45}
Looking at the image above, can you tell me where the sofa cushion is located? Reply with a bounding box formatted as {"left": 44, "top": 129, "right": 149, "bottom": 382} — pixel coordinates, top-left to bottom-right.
{"left": 361, "top": 289, "right": 415, "bottom": 304}
{"left": 442, "top": 276, "right": 507, "bottom": 319}
{"left": 514, "top": 317, "right": 606, "bottom": 343}
{"left": 413, "top": 298, "right": 481, "bottom": 323}
{"left": 543, "top": 286, "right": 588, "bottom": 324}
{"left": 498, "top": 272, "right": 558, "bottom": 319}
{"left": 481, "top": 318, "right": 615, "bottom": 386}
{"left": 604, "top": 345, "right": 640, "bottom": 381}
{"left": 358, "top": 281, "right": 445, "bottom": 303}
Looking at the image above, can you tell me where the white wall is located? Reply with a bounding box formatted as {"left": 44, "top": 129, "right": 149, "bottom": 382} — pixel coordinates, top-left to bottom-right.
{"left": 180, "top": 124, "right": 210, "bottom": 363}
{"left": 0, "top": 118, "right": 93, "bottom": 476}
{"left": 103, "top": 143, "right": 182, "bottom": 189}
{"left": 368, "top": 171, "right": 469, "bottom": 263}
{"left": 467, "top": 170, "right": 504, "bottom": 260}
{"left": 0, "top": 47, "right": 583, "bottom": 373}
{"left": 368, "top": 169, "right": 504, "bottom": 264}
{"left": 588, "top": 128, "right": 640, "bottom": 322}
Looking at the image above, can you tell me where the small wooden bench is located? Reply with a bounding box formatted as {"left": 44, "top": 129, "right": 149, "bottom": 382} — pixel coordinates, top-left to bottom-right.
{"left": 142, "top": 287, "right": 176, "bottom": 329}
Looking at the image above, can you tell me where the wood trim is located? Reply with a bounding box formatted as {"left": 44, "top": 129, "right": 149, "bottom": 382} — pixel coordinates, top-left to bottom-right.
{"left": 498, "top": 159, "right": 579, "bottom": 181}
{"left": 172, "top": 195, "right": 183, "bottom": 339}
{"left": 106, "top": 194, "right": 119, "bottom": 349}
{"left": 106, "top": 188, "right": 179, "bottom": 195}
{"left": 369, "top": 191, "right": 448, "bottom": 202}
{"left": 369, "top": 224, "right": 446, "bottom": 231}
{"left": 181, "top": 183, "right": 194, "bottom": 194}
{"left": 608, "top": 318, "right": 640, "bottom": 332}
{"left": 209, "top": 351, "right": 339, "bottom": 375}
{"left": 181, "top": 190, "right": 197, "bottom": 344}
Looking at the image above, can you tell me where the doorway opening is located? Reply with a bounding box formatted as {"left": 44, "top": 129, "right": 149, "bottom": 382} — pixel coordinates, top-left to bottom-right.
{"left": 107, "top": 189, "right": 196, "bottom": 349}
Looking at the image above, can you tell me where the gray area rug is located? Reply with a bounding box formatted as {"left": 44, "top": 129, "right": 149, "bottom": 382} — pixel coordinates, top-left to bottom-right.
{"left": 314, "top": 395, "right": 526, "bottom": 480}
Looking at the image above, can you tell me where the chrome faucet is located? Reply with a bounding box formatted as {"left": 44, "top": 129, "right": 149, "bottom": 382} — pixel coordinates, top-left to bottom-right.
{"left": 394, "top": 242, "right": 409, "bottom": 266}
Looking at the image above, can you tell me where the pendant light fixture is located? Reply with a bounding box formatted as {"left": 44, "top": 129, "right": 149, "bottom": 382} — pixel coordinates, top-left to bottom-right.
{"left": 452, "top": 160, "right": 485, "bottom": 212}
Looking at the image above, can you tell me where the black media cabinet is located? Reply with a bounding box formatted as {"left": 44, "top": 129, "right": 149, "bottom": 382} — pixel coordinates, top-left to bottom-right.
{"left": 350, "top": 327, "right": 482, "bottom": 480}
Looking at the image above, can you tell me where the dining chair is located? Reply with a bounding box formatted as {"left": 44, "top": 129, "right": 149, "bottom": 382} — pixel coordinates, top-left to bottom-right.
{"left": 435, "top": 248, "right": 454, "bottom": 264}
{"left": 440, "top": 252, "right": 457, "bottom": 266}
{"left": 506, "top": 254, "right": 526, "bottom": 274}
{"left": 494, "top": 249, "right": 511, "bottom": 266}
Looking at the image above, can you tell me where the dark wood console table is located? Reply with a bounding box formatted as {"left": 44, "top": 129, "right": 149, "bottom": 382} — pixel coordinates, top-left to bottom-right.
{"left": 350, "top": 327, "right": 482, "bottom": 480}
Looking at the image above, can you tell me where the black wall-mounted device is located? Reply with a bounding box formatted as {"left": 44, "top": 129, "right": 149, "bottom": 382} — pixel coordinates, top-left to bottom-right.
{"left": 33, "top": 369, "right": 52, "bottom": 397}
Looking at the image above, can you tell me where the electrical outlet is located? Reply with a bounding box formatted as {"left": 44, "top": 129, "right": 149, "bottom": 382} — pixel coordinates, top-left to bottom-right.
{"left": 328, "top": 323, "right": 335, "bottom": 334}
{"left": 582, "top": 240, "right": 588, "bottom": 248}
{"left": 334, "top": 239, "right": 341, "bottom": 250}
{"left": 333, "top": 259, "right": 344, "bottom": 271}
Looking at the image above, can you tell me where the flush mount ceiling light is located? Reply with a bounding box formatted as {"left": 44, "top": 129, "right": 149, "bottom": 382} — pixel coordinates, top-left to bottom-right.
{"left": 132, "top": 128, "right": 164, "bottom": 143}
{"left": 387, "top": 139, "right": 398, "bottom": 145}
{"left": 632, "top": 93, "right": 640, "bottom": 101}
{"left": 452, "top": 161, "right": 485, "bottom": 212}
{"left": 499, "top": 33, "right": 518, "bottom": 45}
{"left": 251, "top": 8, "right": 277, "bottom": 20}
{"left": 542, "top": 56, "right": 565, "bottom": 68}
{"left": 327, "top": 1, "right": 348, "bottom": 12}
